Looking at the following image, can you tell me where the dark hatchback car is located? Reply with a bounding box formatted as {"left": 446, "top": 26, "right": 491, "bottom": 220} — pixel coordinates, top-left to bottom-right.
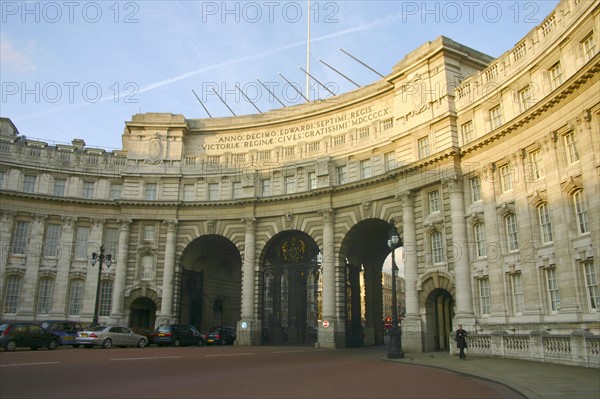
{"left": 153, "top": 324, "right": 205, "bottom": 347}
{"left": 207, "top": 326, "right": 236, "bottom": 345}
{"left": 0, "top": 322, "right": 60, "bottom": 351}
{"left": 41, "top": 320, "right": 85, "bottom": 347}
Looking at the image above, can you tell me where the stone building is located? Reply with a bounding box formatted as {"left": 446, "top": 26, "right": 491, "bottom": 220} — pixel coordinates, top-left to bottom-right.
{"left": 0, "top": 0, "right": 598, "bottom": 365}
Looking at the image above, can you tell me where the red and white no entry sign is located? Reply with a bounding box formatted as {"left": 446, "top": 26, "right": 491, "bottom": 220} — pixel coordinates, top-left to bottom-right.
{"left": 323, "top": 320, "right": 329, "bottom": 328}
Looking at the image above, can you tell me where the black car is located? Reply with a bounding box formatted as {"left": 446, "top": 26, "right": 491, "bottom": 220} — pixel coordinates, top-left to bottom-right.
{"left": 207, "top": 326, "right": 236, "bottom": 345}
{"left": 153, "top": 324, "right": 205, "bottom": 347}
{"left": 40, "top": 320, "right": 85, "bottom": 347}
{"left": 0, "top": 322, "right": 60, "bottom": 351}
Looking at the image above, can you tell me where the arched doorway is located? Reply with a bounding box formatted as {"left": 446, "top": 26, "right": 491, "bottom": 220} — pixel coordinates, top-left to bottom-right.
{"left": 129, "top": 297, "right": 157, "bottom": 329}
{"left": 178, "top": 235, "right": 242, "bottom": 332}
{"left": 420, "top": 273, "right": 455, "bottom": 352}
{"left": 261, "top": 231, "right": 320, "bottom": 345}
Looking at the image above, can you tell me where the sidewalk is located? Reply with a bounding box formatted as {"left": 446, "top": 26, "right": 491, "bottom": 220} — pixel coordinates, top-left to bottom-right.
{"left": 387, "top": 352, "right": 600, "bottom": 399}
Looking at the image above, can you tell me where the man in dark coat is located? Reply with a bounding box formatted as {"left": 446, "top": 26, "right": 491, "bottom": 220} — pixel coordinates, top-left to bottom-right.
{"left": 455, "top": 324, "right": 468, "bottom": 360}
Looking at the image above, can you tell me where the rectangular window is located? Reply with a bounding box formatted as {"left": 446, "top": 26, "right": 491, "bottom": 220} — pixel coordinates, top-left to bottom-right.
{"left": 3, "top": 276, "right": 22, "bottom": 313}
{"left": 44, "top": 224, "right": 61, "bottom": 257}
{"left": 53, "top": 178, "right": 66, "bottom": 197}
{"left": 549, "top": 62, "right": 563, "bottom": 90}
{"left": 37, "top": 279, "right": 54, "bottom": 314}
{"left": 74, "top": 226, "right": 89, "bottom": 259}
{"left": 518, "top": 85, "right": 535, "bottom": 112}
{"left": 183, "top": 184, "right": 195, "bottom": 201}
{"left": 528, "top": 150, "right": 544, "bottom": 180}
{"left": 82, "top": 181, "right": 95, "bottom": 199}
{"left": 506, "top": 214, "right": 519, "bottom": 251}
{"left": 470, "top": 176, "right": 482, "bottom": 202}
{"left": 431, "top": 232, "right": 444, "bottom": 264}
{"left": 141, "top": 255, "right": 154, "bottom": 281}
{"left": 12, "top": 220, "right": 30, "bottom": 255}
{"left": 581, "top": 31, "right": 597, "bottom": 62}
{"left": 382, "top": 118, "right": 393, "bottom": 130}
{"left": 110, "top": 183, "right": 122, "bottom": 200}
{"left": 208, "top": 183, "right": 219, "bottom": 200}
{"left": 573, "top": 190, "right": 588, "bottom": 234}
{"left": 23, "top": 174, "right": 36, "bottom": 193}
{"left": 144, "top": 183, "right": 157, "bottom": 200}
{"left": 546, "top": 268, "right": 560, "bottom": 313}
{"left": 461, "top": 120, "right": 474, "bottom": 144}
{"left": 384, "top": 152, "right": 395, "bottom": 171}
{"left": 511, "top": 273, "right": 524, "bottom": 315}
{"left": 428, "top": 190, "right": 440, "bottom": 213}
{"left": 360, "top": 159, "right": 372, "bottom": 179}
{"left": 500, "top": 165, "right": 513, "bottom": 192}
{"left": 564, "top": 132, "right": 579, "bottom": 164}
{"left": 337, "top": 165, "right": 347, "bottom": 185}
{"left": 583, "top": 261, "right": 599, "bottom": 311}
{"left": 489, "top": 106, "right": 503, "bottom": 130}
{"left": 474, "top": 223, "right": 487, "bottom": 258}
{"left": 479, "top": 278, "right": 491, "bottom": 316}
{"left": 308, "top": 172, "right": 317, "bottom": 190}
{"left": 261, "top": 179, "right": 271, "bottom": 197}
{"left": 284, "top": 175, "right": 296, "bottom": 194}
{"left": 418, "top": 137, "right": 430, "bottom": 158}
{"left": 104, "top": 227, "right": 119, "bottom": 261}
{"left": 68, "top": 280, "right": 84, "bottom": 316}
{"left": 232, "top": 181, "right": 242, "bottom": 199}
{"left": 538, "top": 203, "right": 553, "bottom": 244}
{"left": 98, "top": 280, "right": 113, "bottom": 317}
{"left": 0, "top": 171, "right": 4, "bottom": 189}
{"left": 143, "top": 225, "right": 155, "bottom": 242}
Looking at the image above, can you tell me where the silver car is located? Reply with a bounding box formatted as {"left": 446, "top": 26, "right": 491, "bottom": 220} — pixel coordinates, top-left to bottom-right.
{"left": 75, "top": 325, "right": 148, "bottom": 349}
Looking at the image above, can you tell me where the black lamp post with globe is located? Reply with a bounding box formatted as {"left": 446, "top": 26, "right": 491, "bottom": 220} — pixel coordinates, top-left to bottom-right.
{"left": 387, "top": 219, "right": 404, "bottom": 359}
{"left": 90, "top": 246, "right": 112, "bottom": 326}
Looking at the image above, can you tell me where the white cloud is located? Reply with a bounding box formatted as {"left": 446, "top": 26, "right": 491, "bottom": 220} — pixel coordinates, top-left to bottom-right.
{"left": 0, "top": 35, "right": 36, "bottom": 74}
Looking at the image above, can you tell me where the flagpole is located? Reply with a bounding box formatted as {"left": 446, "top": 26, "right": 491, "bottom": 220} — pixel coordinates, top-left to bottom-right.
{"left": 306, "top": 0, "right": 311, "bottom": 101}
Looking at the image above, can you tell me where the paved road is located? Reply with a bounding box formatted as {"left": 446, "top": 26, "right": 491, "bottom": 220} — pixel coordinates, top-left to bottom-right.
{"left": 1, "top": 345, "right": 520, "bottom": 399}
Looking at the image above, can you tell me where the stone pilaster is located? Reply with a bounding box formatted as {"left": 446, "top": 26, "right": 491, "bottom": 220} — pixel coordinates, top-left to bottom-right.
{"left": 19, "top": 213, "right": 46, "bottom": 317}
{"left": 157, "top": 219, "right": 178, "bottom": 325}
{"left": 317, "top": 208, "right": 337, "bottom": 348}
{"left": 238, "top": 217, "right": 260, "bottom": 346}
{"left": 110, "top": 218, "right": 131, "bottom": 323}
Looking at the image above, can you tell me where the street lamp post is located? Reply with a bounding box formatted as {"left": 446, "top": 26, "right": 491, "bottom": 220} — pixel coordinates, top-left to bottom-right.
{"left": 90, "top": 245, "right": 112, "bottom": 326}
{"left": 387, "top": 219, "right": 404, "bottom": 359}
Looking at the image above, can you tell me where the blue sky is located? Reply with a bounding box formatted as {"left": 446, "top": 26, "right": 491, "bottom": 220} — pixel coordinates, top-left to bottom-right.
{"left": 1, "top": 0, "right": 560, "bottom": 150}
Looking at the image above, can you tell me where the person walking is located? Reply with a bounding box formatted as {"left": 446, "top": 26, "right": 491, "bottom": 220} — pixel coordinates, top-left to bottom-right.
{"left": 455, "top": 324, "right": 468, "bottom": 360}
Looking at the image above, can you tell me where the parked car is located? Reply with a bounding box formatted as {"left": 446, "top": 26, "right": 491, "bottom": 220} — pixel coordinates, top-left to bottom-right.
{"left": 41, "top": 320, "right": 85, "bottom": 347}
{"left": 153, "top": 324, "right": 205, "bottom": 347}
{"left": 132, "top": 327, "right": 154, "bottom": 346}
{"left": 206, "top": 326, "right": 236, "bottom": 345}
{"left": 75, "top": 325, "right": 148, "bottom": 349}
{"left": 0, "top": 322, "right": 60, "bottom": 351}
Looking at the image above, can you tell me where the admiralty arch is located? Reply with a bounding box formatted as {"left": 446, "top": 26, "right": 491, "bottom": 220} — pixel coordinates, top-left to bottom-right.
{"left": 0, "top": 0, "right": 598, "bottom": 366}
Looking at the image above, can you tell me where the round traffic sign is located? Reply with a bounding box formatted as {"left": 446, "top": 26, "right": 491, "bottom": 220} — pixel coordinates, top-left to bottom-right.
{"left": 323, "top": 320, "right": 329, "bottom": 328}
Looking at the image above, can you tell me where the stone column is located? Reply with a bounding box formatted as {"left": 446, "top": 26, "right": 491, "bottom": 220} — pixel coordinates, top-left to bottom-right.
{"left": 158, "top": 219, "right": 178, "bottom": 325}
{"left": 50, "top": 216, "right": 76, "bottom": 319}
{"left": 398, "top": 191, "right": 423, "bottom": 352}
{"left": 110, "top": 218, "right": 131, "bottom": 323}
{"left": 443, "top": 176, "right": 475, "bottom": 321}
{"left": 0, "top": 211, "right": 15, "bottom": 308}
{"left": 19, "top": 213, "right": 46, "bottom": 317}
{"left": 84, "top": 219, "right": 105, "bottom": 322}
{"left": 238, "top": 218, "right": 259, "bottom": 345}
{"left": 317, "top": 208, "right": 336, "bottom": 348}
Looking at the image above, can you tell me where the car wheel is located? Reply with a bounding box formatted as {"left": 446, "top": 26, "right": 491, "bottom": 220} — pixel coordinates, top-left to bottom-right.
{"left": 101, "top": 338, "right": 112, "bottom": 349}
{"left": 137, "top": 338, "right": 147, "bottom": 348}
{"left": 4, "top": 340, "right": 16, "bottom": 352}
{"left": 197, "top": 339, "right": 204, "bottom": 347}
{"left": 173, "top": 339, "right": 181, "bottom": 347}
{"left": 47, "top": 340, "right": 59, "bottom": 350}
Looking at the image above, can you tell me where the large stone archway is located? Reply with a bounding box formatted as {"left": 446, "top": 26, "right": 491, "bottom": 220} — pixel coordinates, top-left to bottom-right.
{"left": 339, "top": 218, "right": 394, "bottom": 346}
{"left": 419, "top": 272, "right": 455, "bottom": 352}
{"left": 260, "top": 230, "right": 320, "bottom": 345}
{"left": 178, "top": 235, "right": 242, "bottom": 332}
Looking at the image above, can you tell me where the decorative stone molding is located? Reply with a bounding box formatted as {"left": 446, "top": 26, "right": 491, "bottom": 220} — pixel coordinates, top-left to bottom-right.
{"left": 284, "top": 213, "right": 294, "bottom": 230}
{"left": 362, "top": 201, "right": 372, "bottom": 218}
{"left": 527, "top": 190, "right": 548, "bottom": 207}
{"left": 560, "top": 175, "right": 583, "bottom": 195}
{"left": 163, "top": 219, "right": 179, "bottom": 232}
{"left": 395, "top": 190, "right": 413, "bottom": 206}
{"left": 466, "top": 212, "right": 484, "bottom": 226}
{"left": 317, "top": 209, "right": 334, "bottom": 221}
{"left": 61, "top": 216, "right": 77, "bottom": 227}
{"left": 242, "top": 218, "right": 256, "bottom": 229}
{"left": 5, "top": 267, "right": 26, "bottom": 277}
{"left": 205, "top": 219, "right": 215, "bottom": 234}
{"left": 496, "top": 202, "right": 515, "bottom": 218}
{"left": 118, "top": 218, "right": 133, "bottom": 229}
{"left": 33, "top": 213, "right": 48, "bottom": 224}
{"left": 441, "top": 176, "right": 463, "bottom": 193}
{"left": 68, "top": 270, "right": 87, "bottom": 279}
{"left": 92, "top": 218, "right": 106, "bottom": 228}
{"left": 423, "top": 221, "right": 442, "bottom": 234}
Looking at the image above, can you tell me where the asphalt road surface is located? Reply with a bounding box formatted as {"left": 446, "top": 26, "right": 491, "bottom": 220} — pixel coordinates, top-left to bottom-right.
{"left": 1, "top": 345, "right": 522, "bottom": 399}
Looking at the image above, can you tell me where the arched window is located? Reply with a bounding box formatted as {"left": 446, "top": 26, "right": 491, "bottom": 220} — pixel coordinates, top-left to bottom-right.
{"left": 37, "top": 278, "right": 54, "bottom": 314}
{"left": 573, "top": 190, "right": 588, "bottom": 234}
{"left": 537, "top": 203, "right": 553, "bottom": 244}
{"left": 474, "top": 223, "right": 487, "bottom": 258}
{"left": 3, "top": 276, "right": 22, "bottom": 314}
{"left": 431, "top": 231, "right": 444, "bottom": 264}
{"left": 505, "top": 213, "right": 519, "bottom": 251}
{"left": 68, "top": 280, "right": 85, "bottom": 316}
